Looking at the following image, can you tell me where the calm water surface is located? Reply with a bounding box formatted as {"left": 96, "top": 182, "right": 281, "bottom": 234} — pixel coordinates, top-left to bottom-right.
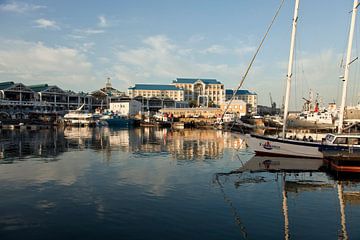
{"left": 0, "top": 127, "right": 360, "bottom": 239}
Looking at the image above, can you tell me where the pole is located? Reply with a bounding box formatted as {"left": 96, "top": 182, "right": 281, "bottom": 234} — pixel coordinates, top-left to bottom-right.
{"left": 282, "top": 0, "right": 300, "bottom": 138}
{"left": 338, "top": 0, "right": 359, "bottom": 133}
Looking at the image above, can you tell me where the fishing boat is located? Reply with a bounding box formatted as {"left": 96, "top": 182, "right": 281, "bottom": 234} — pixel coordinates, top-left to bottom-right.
{"left": 245, "top": 0, "right": 324, "bottom": 158}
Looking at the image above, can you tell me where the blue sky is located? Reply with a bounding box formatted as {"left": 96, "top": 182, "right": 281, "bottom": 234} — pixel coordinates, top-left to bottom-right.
{"left": 0, "top": 0, "right": 359, "bottom": 108}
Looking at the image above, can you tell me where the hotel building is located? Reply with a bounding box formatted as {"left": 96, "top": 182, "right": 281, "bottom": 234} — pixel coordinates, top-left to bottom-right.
{"left": 172, "top": 78, "right": 224, "bottom": 106}
{"left": 128, "top": 84, "right": 184, "bottom": 101}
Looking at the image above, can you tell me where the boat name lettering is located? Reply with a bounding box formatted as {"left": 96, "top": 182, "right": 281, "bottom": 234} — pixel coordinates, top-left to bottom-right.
{"left": 259, "top": 141, "right": 280, "bottom": 150}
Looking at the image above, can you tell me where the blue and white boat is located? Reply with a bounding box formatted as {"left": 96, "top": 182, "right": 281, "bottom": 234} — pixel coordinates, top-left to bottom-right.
{"left": 100, "top": 114, "right": 134, "bottom": 127}
{"left": 319, "top": 133, "right": 360, "bottom": 161}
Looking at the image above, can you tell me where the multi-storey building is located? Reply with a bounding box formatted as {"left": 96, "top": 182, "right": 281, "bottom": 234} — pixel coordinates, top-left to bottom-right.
{"left": 0, "top": 80, "right": 125, "bottom": 119}
{"left": 225, "top": 89, "right": 257, "bottom": 114}
{"left": 29, "top": 84, "right": 90, "bottom": 111}
{"left": 128, "top": 84, "right": 184, "bottom": 101}
{"left": 219, "top": 99, "right": 247, "bottom": 116}
{"left": 172, "top": 78, "right": 224, "bottom": 106}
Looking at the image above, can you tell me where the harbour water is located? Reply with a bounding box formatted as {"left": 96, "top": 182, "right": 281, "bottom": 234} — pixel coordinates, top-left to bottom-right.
{"left": 1, "top": 128, "right": 360, "bottom": 239}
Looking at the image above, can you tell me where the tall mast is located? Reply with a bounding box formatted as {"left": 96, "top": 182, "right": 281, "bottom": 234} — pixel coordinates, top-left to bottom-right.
{"left": 338, "top": 0, "right": 359, "bottom": 133}
{"left": 282, "top": 0, "right": 300, "bottom": 138}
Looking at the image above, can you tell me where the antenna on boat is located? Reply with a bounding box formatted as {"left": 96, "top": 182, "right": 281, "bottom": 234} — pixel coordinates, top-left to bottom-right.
{"left": 338, "top": 0, "right": 358, "bottom": 133}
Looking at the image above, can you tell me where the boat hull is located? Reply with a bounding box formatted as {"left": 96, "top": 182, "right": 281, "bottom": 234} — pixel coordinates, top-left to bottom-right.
{"left": 245, "top": 134, "right": 323, "bottom": 158}
{"left": 319, "top": 145, "right": 360, "bottom": 161}
{"left": 105, "top": 118, "right": 133, "bottom": 127}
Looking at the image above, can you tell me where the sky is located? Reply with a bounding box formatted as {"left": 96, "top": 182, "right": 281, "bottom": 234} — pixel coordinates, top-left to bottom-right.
{"left": 0, "top": 0, "right": 359, "bottom": 109}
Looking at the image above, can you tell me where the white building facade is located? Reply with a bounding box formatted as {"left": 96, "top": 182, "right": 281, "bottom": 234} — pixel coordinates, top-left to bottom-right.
{"left": 172, "top": 78, "right": 224, "bottom": 106}
{"left": 225, "top": 89, "right": 257, "bottom": 114}
{"left": 128, "top": 84, "right": 184, "bottom": 101}
{"left": 109, "top": 99, "right": 142, "bottom": 116}
{"left": 220, "top": 99, "right": 247, "bottom": 116}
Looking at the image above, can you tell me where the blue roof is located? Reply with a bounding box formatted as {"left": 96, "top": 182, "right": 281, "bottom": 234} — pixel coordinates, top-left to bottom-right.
{"left": 226, "top": 89, "right": 257, "bottom": 95}
{"left": 173, "top": 78, "right": 222, "bottom": 84}
{"left": 128, "top": 84, "right": 182, "bottom": 91}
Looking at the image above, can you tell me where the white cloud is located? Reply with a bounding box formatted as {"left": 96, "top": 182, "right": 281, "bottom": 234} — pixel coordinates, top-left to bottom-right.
{"left": 35, "top": 18, "right": 59, "bottom": 30}
{"left": 113, "top": 35, "right": 247, "bottom": 85}
{"left": 75, "top": 28, "right": 105, "bottom": 35}
{"left": 234, "top": 46, "right": 256, "bottom": 57}
{"left": 188, "top": 34, "right": 205, "bottom": 43}
{"left": 111, "top": 34, "right": 346, "bottom": 108}
{"left": 201, "top": 44, "right": 227, "bottom": 54}
{"left": 0, "top": 39, "right": 96, "bottom": 91}
{"left": 0, "top": 1, "right": 45, "bottom": 13}
{"left": 98, "top": 15, "right": 108, "bottom": 27}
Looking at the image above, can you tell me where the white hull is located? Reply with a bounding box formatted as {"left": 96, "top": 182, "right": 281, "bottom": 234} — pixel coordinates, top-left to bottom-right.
{"left": 64, "top": 112, "right": 99, "bottom": 126}
{"left": 245, "top": 134, "right": 323, "bottom": 158}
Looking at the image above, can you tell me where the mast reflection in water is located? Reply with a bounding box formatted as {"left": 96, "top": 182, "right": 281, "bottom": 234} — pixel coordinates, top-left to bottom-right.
{"left": 0, "top": 128, "right": 360, "bottom": 239}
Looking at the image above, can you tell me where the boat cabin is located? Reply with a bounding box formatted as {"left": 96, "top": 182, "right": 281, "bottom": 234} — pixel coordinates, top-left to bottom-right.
{"left": 323, "top": 133, "right": 360, "bottom": 146}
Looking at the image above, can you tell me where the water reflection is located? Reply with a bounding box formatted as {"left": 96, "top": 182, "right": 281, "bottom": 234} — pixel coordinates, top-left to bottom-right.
{"left": 215, "top": 156, "right": 360, "bottom": 239}
{"left": 0, "top": 127, "right": 245, "bottom": 162}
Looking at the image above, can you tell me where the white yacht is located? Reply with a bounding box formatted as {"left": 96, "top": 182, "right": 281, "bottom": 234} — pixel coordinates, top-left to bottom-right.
{"left": 63, "top": 104, "right": 101, "bottom": 126}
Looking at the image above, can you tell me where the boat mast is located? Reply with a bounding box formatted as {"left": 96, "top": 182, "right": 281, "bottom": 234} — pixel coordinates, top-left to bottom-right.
{"left": 282, "top": 0, "right": 300, "bottom": 138}
{"left": 338, "top": 0, "right": 359, "bottom": 133}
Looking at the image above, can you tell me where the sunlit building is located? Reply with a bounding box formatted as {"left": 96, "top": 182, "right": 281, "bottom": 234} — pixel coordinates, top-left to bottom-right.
{"left": 109, "top": 99, "right": 142, "bottom": 116}
{"left": 219, "top": 99, "right": 247, "bottom": 116}
{"left": 128, "top": 84, "right": 184, "bottom": 101}
{"left": 225, "top": 89, "right": 257, "bottom": 114}
{"left": 172, "top": 78, "right": 224, "bottom": 106}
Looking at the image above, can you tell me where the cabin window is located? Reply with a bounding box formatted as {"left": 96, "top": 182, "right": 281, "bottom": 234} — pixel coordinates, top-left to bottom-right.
{"left": 325, "top": 134, "right": 335, "bottom": 142}
{"left": 334, "top": 137, "right": 347, "bottom": 144}
{"left": 348, "top": 138, "right": 359, "bottom": 145}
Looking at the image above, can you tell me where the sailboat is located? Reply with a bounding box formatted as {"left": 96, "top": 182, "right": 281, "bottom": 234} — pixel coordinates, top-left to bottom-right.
{"left": 319, "top": 0, "right": 360, "bottom": 165}
{"left": 245, "top": 0, "right": 324, "bottom": 158}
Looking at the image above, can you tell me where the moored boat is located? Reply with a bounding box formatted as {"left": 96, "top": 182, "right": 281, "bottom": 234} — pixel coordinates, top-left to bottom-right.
{"left": 246, "top": 0, "right": 325, "bottom": 158}
{"left": 100, "top": 114, "right": 134, "bottom": 127}
{"left": 245, "top": 134, "right": 323, "bottom": 158}
{"left": 63, "top": 111, "right": 100, "bottom": 127}
{"left": 319, "top": 133, "right": 360, "bottom": 160}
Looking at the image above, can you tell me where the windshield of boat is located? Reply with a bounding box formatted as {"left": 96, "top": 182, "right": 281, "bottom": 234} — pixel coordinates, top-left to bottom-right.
{"left": 325, "top": 134, "right": 335, "bottom": 143}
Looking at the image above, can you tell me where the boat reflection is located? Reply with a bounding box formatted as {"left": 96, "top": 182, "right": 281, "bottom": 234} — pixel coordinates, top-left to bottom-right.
{"left": 239, "top": 156, "right": 325, "bottom": 173}
{"left": 215, "top": 156, "right": 360, "bottom": 240}
{"left": 0, "top": 128, "right": 246, "bottom": 162}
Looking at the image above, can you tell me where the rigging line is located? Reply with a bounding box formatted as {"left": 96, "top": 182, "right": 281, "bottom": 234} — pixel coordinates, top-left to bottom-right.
{"left": 352, "top": 22, "right": 360, "bottom": 105}
{"left": 221, "top": 0, "right": 286, "bottom": 120}
{"left": 213, "top": 173, "right": 249, "bottom": 240}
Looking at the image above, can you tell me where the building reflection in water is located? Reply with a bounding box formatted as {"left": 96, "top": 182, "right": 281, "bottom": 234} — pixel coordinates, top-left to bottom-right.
{"left": 0, "top": 127, "right": 246, "bottom": 162}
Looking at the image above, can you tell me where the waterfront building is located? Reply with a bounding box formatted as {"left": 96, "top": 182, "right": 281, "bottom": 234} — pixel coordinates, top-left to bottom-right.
{"left": 0, "top": 79, "right": 127, "bottom": 119}
{"left": 133, "top": 96, "right": 178, "bottom": 113}
{"left": 128, "top": 84, "right": 184, "bottom": 102}
{"left": 30, "top": 84, "right": 94, "bottom": 112}
{"left": 91, "top": 78, "right": 127, "bottom": 110}
{"left": 158, "top": 107, "right": 221, "bottom": 118}
{"left": 219, "top": 99, "right": 247, "bottom": 117}
{"left": 109, "top": 99, "right": 142, "bottom": 116}
{"left": 225, "top": 89, "right": 257, "bottom": 114}
{"left": 0, "top": 81, "right": 48, "bottom": 119}
{"left": 172, "top": 78, "right": 224, "bottom": 106}
{"left": 0, "top": 81, "right": 37, "bottom": 103}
